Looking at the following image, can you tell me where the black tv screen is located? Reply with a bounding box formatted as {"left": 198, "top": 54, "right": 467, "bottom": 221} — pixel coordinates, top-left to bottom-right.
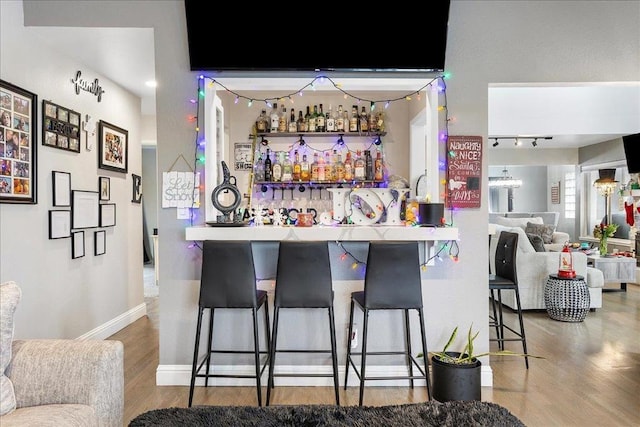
{"left": 623, "top": 133, "right": 640, "bottom": 173}
{"left": 184, "top": 1, "right": 450, "bottom": 72}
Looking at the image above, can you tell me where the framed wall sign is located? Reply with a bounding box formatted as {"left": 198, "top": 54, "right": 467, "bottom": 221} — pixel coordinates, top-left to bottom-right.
{"left": 446, "top": 135, "right": 483, "bottom": 209}
{"left": 98, "top": 120, "right": 128, "bottom": 173}
{"left": 42, "top": 100, "right": 81, "bottom": 153}
{"left": 48, "top": 210, "right": 71, "bottom": 239}
{"left": 52, "top": 170, "right": 71, "bottom": 207}
{"left": 71, "top": 190, "right": 99, "bottom": 229}
{"left": 99, "top": 203, "right": 116, "bottom": 227}
{"left": 72, "top": 231, "right": 85, "bottom": 259}
{"left": 94, "top": 230, "right": 106, "bottom": 256}
{"left": 99, "top": 176, "right": 110, "bottom": 201}
{"left": 131, "top": 173, "right": 142, "bottom": 203}
{"left": 0, "top": 79, "right": 38, "bottom": 204}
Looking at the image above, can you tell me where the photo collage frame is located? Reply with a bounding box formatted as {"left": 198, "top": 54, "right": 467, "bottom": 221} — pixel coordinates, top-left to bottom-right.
{"left": 43, "top": 100, "right": 81, "bottom": 153}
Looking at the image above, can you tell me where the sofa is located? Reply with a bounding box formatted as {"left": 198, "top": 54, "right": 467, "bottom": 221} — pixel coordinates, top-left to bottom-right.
{"left": 1, "top": 281, "right": 124, "bottom": 427}
{"left": 489, "top": 212, "right": 570, "bottom": 252}
{"left": 489, "top": 225, "right": 604, "bottom": 311}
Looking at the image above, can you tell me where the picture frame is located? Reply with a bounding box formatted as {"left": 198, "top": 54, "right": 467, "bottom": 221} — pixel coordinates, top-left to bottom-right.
{"left": 94, "top": 230, "right": 106, "bottom": 256}
{"left": 52, "top": 170, "right": 71, "bottom": 207}
{"left": 131, "top": 173, "right": 142, "bottom": 203}
{"left": 71, "top": 231, "right": 85, "bottom": 259}
{"left": 99, "top": 203, "right": 116, "bottom": 227}
{"left": 42, "top": 100, "right": 81, "bottom": 153}
{"left": 98, "top": 120, "right": 128, "bottom": 173}
{"left": 0, "top": 79, "right": 38, "bottom": 204}
{"left": 48, "top": 210, "right": 71, "bottom": 239}
{"left": 99, "top": 176, "right": 110, "bottom": 201}
{"left": 71, "top": 190, "right": 99, "bottom": 229}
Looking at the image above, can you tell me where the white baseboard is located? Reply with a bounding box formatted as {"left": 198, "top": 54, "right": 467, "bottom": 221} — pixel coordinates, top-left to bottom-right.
{"left": 77, "top": 303, "right": 147, "bottom": 340}
{"left": 157, "top": 364, "right": 495, "bottom": 387}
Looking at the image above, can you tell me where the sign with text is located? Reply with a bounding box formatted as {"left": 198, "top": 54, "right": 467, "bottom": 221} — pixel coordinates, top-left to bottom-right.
{"left": 446, "top": 135, "right": 482, "bottom": 209}
{"left": 162, "top": 171, "right": 200, "bottom": 208}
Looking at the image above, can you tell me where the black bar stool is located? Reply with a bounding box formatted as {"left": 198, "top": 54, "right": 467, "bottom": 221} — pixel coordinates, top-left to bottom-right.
{"left": 489, "top": 231, "right": 529, "bottom": 368}
{"left": 344, "top": 241, "right": 432, "bottom": 406}
{"left": 188, "top": 240, "right": 271, "bottom": 407}
{"left": 266, "top": 241, "right": 340, "bottom": 406}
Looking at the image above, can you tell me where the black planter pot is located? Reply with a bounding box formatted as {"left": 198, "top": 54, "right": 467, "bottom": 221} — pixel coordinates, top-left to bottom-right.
{"left": 431, "top": 352, "right": 481, "bottom": 402}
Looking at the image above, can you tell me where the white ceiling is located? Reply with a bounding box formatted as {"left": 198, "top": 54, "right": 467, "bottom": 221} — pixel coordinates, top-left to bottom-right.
{"left": 25, "top": 26, "right": 633, "bottom": 149}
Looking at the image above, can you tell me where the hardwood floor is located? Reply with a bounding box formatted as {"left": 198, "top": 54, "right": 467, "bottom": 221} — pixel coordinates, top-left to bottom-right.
{"left": 110, "top": 284, "right": 640, "bottom": 426}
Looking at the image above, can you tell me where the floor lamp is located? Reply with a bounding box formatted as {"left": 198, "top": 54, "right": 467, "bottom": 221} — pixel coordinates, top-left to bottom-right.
{"left": 593, "top": 169, "right": 618, "bottom": 225}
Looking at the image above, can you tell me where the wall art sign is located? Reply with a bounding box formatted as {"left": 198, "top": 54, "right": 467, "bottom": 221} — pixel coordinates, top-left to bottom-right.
{"left": 70, "top": 70, "right": 105, "bottom": 102}
{"left": 234, "top": 142, "right": 253, "bottom": 171}
{"left": 446, "top": 135, "right": 483, "bottom": 209}
{"left": 43, "top": 100, "right": 81, "bottom": 153}
{"left": 0, "top": 79, "right": 38, "bottom": 204}
{"left": 131, "top": 173, "right": 142, "bottom": 203}
{"left": 551, "top": 182, "right": 560, "bottom": 204}
{"left": 162, "top": 171, "right": 200, "bottom": 208}
{"left": 98, "top": 120, "right": 128, "bottom": 173}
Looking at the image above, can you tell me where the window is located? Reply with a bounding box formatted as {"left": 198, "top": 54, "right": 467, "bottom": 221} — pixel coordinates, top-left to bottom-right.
{"left": 564, "top": 172, "right": 575, "bottom": 219}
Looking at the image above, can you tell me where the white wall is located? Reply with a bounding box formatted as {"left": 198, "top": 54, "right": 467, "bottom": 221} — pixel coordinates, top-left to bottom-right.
{"left": 0, "top": 0, "right": 145, "bottom": 339}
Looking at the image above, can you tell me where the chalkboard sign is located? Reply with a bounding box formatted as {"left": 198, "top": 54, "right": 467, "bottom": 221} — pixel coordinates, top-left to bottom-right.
{"left": 446, "top": 135, "right": 483, "bottom": 209}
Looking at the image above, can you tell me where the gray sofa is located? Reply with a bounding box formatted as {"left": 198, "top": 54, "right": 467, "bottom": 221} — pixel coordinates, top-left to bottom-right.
{"left": 1, "top": 281, "right": 124, "bottom": 427}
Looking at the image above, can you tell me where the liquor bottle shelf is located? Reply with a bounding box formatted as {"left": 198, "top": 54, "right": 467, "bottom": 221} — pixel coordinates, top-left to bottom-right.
{"left": 254, "top": 180, "right": 385, "bottom": 186}
{"left": 253, "top": 131, "right": 386, "bottom": 138}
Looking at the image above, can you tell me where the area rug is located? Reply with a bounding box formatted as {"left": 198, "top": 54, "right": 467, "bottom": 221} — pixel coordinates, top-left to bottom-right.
{"left": 129, "top": 401, "right": 525, "bottom": 426}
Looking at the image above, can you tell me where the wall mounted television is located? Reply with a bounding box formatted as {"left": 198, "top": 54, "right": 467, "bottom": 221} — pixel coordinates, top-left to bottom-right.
{"left": 622, "top": 133, "right": 640, "bottom": 173}
{"left": 184, "top": 1, "right": 451, "bottom": 73}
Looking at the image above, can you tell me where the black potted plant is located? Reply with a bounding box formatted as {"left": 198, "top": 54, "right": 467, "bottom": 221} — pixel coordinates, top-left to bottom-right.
{"left": 423, "top": 324, "right": 540, "bottom": 402}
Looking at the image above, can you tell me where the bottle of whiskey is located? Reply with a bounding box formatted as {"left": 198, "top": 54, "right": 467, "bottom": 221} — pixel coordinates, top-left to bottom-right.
{"left": 368, "top": 102, "right": 378, "bottom": 132}
{"left": 311, "top": 152, "right": 319, "bottom": 181}
{"left": 349, "top": 105, "right": 359, "bottom": 132}
{"left": 326, "top": 104, "right": 335, "bottom": 132}
{"left": 282, "top": 152, "right": 293, "bottom": 182}
{"left": 288, "top": 109, "right": 297, "bottom": 133}
{"left": 344, "top": 151, "right": 353, "bottom": 181}
{"left": 300, "top": 154, "right": 310, "bottom": 181}
{"left": 336, "top": 105, "right": 345, "bottom": 132}
{"left": 374, "top": 151, "right": 384, "bottom": 181}
{"left": 364, "top": 150, "right": 374, "bottom": 181}
{"left": 335, "top": 151, "right": 345, "bottom": 181}
{"left": 269, "top": 103, "right": 279, "bottom": 133}
{"left": 278, "top": 105, "right": 287, "bottom": 133}
{"left": 256, "top": 109, "right": 268, "bottom": 134}
{"left": 360, "top": 106, "right": 369, "bottom": 133}
{"left": 317, "top": 153, "right": 326, "bottom": 181}
{"left": 264, "top": 148, "right": 272, "bottom": 181}
{"left": 272, "top": 151, "right": 282, "bottom": 182}
{"left": 308, "top": 105, "right": 317, "bottom": 132}
{"left": 297, "top": 110, "right": 306, "bottom": 132}
{"left": 292, "top": 150, "right": 301, "bottom": 181}
{"left": 354, "top": 150, "right": 366, "bottom": 181}
{"left": 324, "top": 151, "right": 333, "bottom": 182}
{"left": 316, "top": 104, "right": 326, "bottom": 132}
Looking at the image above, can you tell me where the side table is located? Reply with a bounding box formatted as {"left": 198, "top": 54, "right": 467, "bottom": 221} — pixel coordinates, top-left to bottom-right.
{"left": 586, "top": 255, "right": 636, "bottom": 292}
{"left": 544, "top": 274, "right": 590, "bottom": 322}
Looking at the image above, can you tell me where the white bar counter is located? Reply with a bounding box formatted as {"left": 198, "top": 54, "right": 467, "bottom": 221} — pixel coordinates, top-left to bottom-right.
{"left": 186, "top": 224, "right": 459, "bottom": 242}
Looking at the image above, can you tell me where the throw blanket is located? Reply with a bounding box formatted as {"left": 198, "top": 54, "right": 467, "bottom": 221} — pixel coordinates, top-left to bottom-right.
{"left": 130, "top": 401, "right": 525, "bottom": 426}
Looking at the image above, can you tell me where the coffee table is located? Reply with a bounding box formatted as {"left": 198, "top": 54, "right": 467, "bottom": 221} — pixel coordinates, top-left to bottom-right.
{"left": 586, "top": 255, "right": 636, "bottom": 292}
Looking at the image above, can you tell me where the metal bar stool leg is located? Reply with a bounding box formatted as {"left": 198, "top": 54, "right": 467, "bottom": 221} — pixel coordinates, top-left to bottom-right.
{"left": 204, "top": 309, "right": 214, "bottom": 387}
{"left": 358, "top": 309, "right": 370, "bottom": 407}
{"left": 404, "top": 309, "right": 414, "bottom": 389}
{"left": 344, "top": 299, "right": 355, "bottom": 390}
{"left": 514, "top": 288, "right": 529, "bottom": 369}
{"left": 266, "top": 307, "right": 280, "bottom": 406}
{"left": 252, "top": 308, "right": 262, "bottom": 406}
{"left": 497, "top": 290, "right": 506, "bottom": 350}
{"left": 490, "top": 289, "right": 501, "bottom": 345}
{"left": 418, "top": 308, "right": 432, "bottom": 399}
{"left": 188, "top": 307, "right": 204, "bottom": 407}
{"left": 328, "top": 306, "right": 340, "bottom": 405}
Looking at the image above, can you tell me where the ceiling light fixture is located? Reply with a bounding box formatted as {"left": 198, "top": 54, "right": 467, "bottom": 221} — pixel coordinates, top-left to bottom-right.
{"left": 488, "top": 168, "right": 522, "bottom": 188}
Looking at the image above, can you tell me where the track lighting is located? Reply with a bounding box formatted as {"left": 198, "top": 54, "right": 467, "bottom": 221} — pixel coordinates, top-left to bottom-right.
{"left": 531, "top": 138, "right": 538, "bottom": 147}
{"left": 492, "top": 139, "right": 499, "bottom": 147}
{"left": 489, "top": 136, "right": 551, "bottom": 147}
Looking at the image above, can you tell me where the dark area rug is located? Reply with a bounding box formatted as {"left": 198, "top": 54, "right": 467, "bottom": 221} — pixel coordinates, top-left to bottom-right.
{"left": 129, "top": 400, "right": 525, "bottom": 426}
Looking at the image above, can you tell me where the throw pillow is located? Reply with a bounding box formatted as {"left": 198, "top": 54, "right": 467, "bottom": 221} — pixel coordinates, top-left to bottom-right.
{"left": 0, "top": 281, "right": 21, "bottom": 416}
{"left": 525, "top": 222, "right": 556, "bottom": 244}
{"left": 495, "top": 216, "right": 544, "bottom": 230}
{"left": 526, "top": 233, "right": 546, "bottom": 252}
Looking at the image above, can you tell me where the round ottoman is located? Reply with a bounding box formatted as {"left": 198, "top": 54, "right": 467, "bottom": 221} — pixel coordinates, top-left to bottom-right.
{"left": 544, "top": 274, "right": 590, "bottom": 322}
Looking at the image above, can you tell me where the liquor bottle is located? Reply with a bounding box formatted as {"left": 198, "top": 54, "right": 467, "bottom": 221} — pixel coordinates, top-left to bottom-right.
{"left": 317, "top": 152, "right": 326, "bottom": 181}
{"left": 304, "top": 106, "right": 312, "bottom": 132}
{"left": 278, "top": 105, "right": 287, "bottom": 133}
{"left": 264, "top": 148, "right": 272, "bottom": 181}
{"left": 310, "top": 152, "right": 319, "bottom": 181}
{"left": 374, "top": 151, "right": 384, "bottom": 180}
{"left": 292, "top": 150, "right": 301, "bottom": 181}
{"left": 344, "top": 151, "right": 353, "bottom": 181}
{"left": 354, "top": 150, "right": 366, "bottom": 181}
{"left": 308, "top": 105, "right": 317, "bottom": 132}
{"left": 364, "top": 150, "right": 374, "bottom": 181}
{"left": 300, "top": 154, "right": 310, "bottom": 181}
{"left": 336, "top": 105, "right": 345, "bottom": 132}
{"left": 282, "top": 152, "right": 293, "bottom": 182}
{"left": 349, "top": 105, "right": 359, "bottom": 132}
{"left": 316, "top": 104, "right": 325, "bottom": 132}
{"left": 375, "top": 110, "right": 385, "bottom": 132}
{"left": 324, "top": 151, "right": 333, "bottom": 182}
{"left": 254, "top": 152, "right": 265, "bottom": 182}
{"left": 269, "top": 103, "right": 279, "bottom": 133}
{"left": 272, "top": 151, "right": 282, "bottom": 182}
{"left": 360, "top": 106, "right": 369, "bottom": 133}
{"left": 368, "top": 102, "right": 378, "bottom": 132}
{"left": 335, "top": 151, "right": 345, "bottom": 181}
{"left": 256, "top": 109, "right": 268, "bottom": 134}
{"left": 326, "top": 104, "right": 335, "bottom": 132}
{"left": 297, "top": 110, "right": 306, "bottom": 132}
{"left": 288, "top": 109, "right": 297, "bottom": 133}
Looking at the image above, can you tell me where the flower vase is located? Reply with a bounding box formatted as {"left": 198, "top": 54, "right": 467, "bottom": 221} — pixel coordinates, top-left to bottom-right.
{"left": 599, "top": 237, "right": 608, "bottom": 256}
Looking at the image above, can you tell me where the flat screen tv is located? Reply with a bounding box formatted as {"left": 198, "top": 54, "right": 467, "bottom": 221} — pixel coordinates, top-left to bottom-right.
{"left": 622, "top": 133, "right": 640, "bottom": 173}
{"left": 184, "top": 1, "right": 451, "bottom": 73}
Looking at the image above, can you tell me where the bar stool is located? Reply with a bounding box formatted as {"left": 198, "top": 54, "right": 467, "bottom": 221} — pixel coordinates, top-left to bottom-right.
{"left": 489, "top": 231, "right": 529, "bottom": 368}
{"left": 188, "top": 240, "right": 271, "bottom": 407}
{"left": 344, "top": 241, "right": 431, "bottom": 406}
{"left": 266, "top": 241, "right": 340, "bottom": 406}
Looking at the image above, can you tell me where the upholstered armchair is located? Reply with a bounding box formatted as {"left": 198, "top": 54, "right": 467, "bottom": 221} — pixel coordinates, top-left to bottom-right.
{"left": 1, "top": 281, "right": 124, "bottom": 427}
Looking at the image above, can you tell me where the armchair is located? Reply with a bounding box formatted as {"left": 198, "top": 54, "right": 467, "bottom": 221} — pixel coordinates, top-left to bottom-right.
{"left": 1, "top": 281, "right": 124, "bottom": 427}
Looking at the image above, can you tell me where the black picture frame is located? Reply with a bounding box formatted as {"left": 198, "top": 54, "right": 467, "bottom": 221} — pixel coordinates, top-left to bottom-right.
{"left": 42, "top": 100, "right": 81, "bottom": 153}
{"left": 0, "top": 79, "right": 38, "bottom": 204}
{"left": 98, "top": 120, "right": 128, "bottom": 173}
{"left": 94, "top": 230, "right": 106, "bottom": 256}
{"left": 52, "top": 170, "right": 71, "bottom": 207}
{"left": 72, "top": 230, "right": 85, "bottom": 259}
{"left": 99, "top": 203, "right": 116, "bottom": 227}
{"left": 48, "top": 210, "right": 71, "bottom": 239}
{"left": 71, "top": 190, "right": 99, "bottom": 229}
{"left": 99, "top": 176, "right": 110, "bottom": 201}
{"left": 131, "top": 173, "right": 142, "bottom": 203}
